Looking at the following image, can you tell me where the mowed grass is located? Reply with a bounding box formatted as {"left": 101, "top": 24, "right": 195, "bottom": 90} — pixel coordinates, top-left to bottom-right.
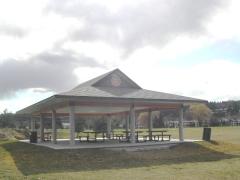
{"left": 0, "top": 127, "right": 240, "bottom": 180}
{"left": 168, "top": 126, "right": 240, "bottom": 144}
{"left": 57, "top": 126, "right": 240, "bottom": 144}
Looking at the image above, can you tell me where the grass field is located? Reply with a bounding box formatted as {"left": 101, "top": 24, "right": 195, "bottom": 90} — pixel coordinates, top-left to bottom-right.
{"left": 0, "top": 126, "right": 240, "bottom": 180}
{"left": 57, "top": 126, "right": 240, "bottom": 144}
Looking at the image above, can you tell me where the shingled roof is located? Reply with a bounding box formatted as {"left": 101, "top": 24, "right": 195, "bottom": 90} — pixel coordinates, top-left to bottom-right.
{"left": 17, "top": 68, "right": 206, "bottom": 114}
{"left": 58, "top": 68, "right": 204, "bottom": 102}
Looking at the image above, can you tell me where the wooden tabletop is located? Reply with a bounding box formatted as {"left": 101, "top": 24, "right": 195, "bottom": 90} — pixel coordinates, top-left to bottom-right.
{"left": 82, "top": 131, "right": 106, "bottom": 133}
{"left": 147, "top": 130, "right": 168, "bottom": 133}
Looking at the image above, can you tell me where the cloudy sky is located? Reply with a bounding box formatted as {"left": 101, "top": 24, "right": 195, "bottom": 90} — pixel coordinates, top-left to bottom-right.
{"left": 0, "top": 0, "right": 240, "bottom": 112}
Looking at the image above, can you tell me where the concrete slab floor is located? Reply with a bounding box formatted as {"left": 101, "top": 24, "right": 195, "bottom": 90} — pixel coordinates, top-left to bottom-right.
{"left": 19, "top": 138, "right": 202, "bottom": 150}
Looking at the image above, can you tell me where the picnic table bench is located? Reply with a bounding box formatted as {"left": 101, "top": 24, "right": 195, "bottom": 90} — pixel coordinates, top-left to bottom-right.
{"left": 143, "top": 130, "right": 171, "bottom": 141}
{"left": 112, "top": 134, "right": 125, "bottom": 142}
{"left": 79, "top": 131, "right": 108, "bottom": 142}
{"left": 37, "top": 132, "right": 51, "bottom": 141}
{"left": 152, "top": 134, "right": 171, "bottom": 141}
{"left": 78, "top": 130, "right": 171, "bottom": 143}
{"left": 123, "top": 130, "right": 144, "bottom": 142}
{"left": 44, "top": 132, "right": 51, "bottom": 141}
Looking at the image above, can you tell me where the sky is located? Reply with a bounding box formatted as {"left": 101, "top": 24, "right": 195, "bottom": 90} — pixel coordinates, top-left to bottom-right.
{"left": 0, "top": 0, "right": 240, "bottom": 113}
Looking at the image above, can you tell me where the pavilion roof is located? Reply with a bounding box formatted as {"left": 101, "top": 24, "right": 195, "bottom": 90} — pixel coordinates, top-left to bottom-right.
{"left": 58, "top": 68, "right": 203, "bottom": 102}
{"left": 17, "top": 68, "right": 206, "bottom": 115}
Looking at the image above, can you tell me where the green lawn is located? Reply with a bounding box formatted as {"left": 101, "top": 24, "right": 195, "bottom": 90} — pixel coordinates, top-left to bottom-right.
{"left": 57, "top": 126, "right": 240, "bottom": 144}
{"left": 0, "top": 126, "right": 240, "bottom": 180}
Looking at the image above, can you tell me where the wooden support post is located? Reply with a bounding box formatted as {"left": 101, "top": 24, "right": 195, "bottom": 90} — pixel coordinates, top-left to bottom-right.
{"left": 148, "top": 109, "right": 153, "bottom": 141}
{"left": 125, "top": 113, "right": 129, "bottom": 139}
{"left": 39, "top": 114, "right": 44, "bottom": 142}
{"left": 179, "top": 105, "right": 184, "bottom": 142}
{"left": 69, "top": 106, "right": 75, "bottom": 145}
{"left": 52, "top": 109, "right": 57, "bottom": 144}
{"left": 126, "top": 113, "right": 129, "bottom": 131}
{"left": 30, "top": 117, "right": 35, "bottom": 131}
{"left": 107, "top": 116, "right": 112, "bottom": 139}
{"left": 130, "top": 104, "right": 136, "bottom": 143}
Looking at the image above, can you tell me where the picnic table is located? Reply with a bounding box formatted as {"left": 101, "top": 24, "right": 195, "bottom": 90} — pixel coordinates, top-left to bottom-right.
{"left": 102, "top": 130, "right": 171, "bottom": 142}
{"left": 79, "top": 130, "right": 171, "bottom": 143}
{"left": 44, "top": 132, "right": 51, "bottom": 141}
{"left": 79, "top": 131, "right": 108, "bottom": 142}
{"left": 123, "top": 130, "right": 144, "bottom": 142}
{"left": 145, "top": 130, "right": 171, "bottom": 141}
{"left": 112, "top": 133, "right": 125, "bottom": 142}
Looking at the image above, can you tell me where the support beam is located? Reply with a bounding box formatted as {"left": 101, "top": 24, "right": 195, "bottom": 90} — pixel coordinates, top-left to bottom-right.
{"left": 15, "top": 121, "right": 20, "bottom": 130}
{"left": 125, "top": 113, "right": 129, "bottom": 131}
{"left": 125, "top": 113, "right": 130, "bottom": 140}
{"left": 52, "top": 109, "right": 57, "bottom": 144}
{"left": 135, "top": 112, "right": 139, "bottom": 129}
{"left": 29, "top": 119, "right": 31, "bottom": 130}
{"left": 39, "top": 114, "right": 44, "bottom": 142}
{"left": 130, "top": 104, "right": 136, "bottom": 143}
{"left": 148, "top": 109, "right": 153, "bottom": 140}
{"left": 69, "top": 106, "right": 75, "bottom": 145}
{"left": 30, "top": 117, "right": 35, "bottom": 131}
{"left": 107, "top": 116, "right": 112, "bottom": 139}
{"left": 179, "top": 105, "right": 184, "bottom": 142}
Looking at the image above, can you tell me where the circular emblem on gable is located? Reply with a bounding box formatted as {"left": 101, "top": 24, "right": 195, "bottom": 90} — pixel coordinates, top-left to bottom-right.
{"left": 111, "top": 74, "right": 122, "bottom": 87}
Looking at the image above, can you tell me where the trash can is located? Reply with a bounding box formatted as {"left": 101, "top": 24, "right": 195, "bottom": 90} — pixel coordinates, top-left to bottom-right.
{"left": 202, "top": 127, "right": 211, "bottom": 141}
{"left": 30, "top": 131, "right": 37, "bottom": 143}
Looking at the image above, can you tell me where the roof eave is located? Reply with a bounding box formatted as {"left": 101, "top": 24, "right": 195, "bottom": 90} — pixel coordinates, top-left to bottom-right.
{"left": 55, "top": 94, "right": 207, "bottom": 104}
{"left": 16, "top": 94, "right": 207, "bottom": 115}
{"left": 16, "top": 95, "right": 57, "bottom": 115}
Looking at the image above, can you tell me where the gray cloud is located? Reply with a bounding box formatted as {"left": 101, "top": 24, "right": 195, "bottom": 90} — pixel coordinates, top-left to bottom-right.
{"left": 46, "top": 0, "right": 227, "bottom": 55}
{"left": 0, "top": 49, "right": 104, "bottom": 98}
{"left": 0, "top": 24, "right": 27, "bottom": 37}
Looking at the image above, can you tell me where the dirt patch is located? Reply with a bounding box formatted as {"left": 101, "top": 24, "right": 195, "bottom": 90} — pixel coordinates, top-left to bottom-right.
{"left": 0, "top": 133, "right": 7, "bottom": 140}
{"left": 0, "top": 128, "right": 29, "bottom": 140}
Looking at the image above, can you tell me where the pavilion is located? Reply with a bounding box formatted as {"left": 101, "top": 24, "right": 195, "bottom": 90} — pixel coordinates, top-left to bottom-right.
{"left": 16, "top": 68, "right": 206, "bottom": 146}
